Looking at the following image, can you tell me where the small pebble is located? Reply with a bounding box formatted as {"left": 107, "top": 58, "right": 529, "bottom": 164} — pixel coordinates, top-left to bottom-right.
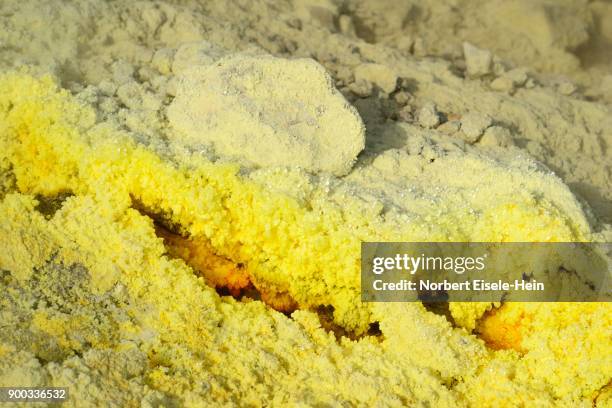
{"left": 438, "top": 120, "right": 461, "bottom": 135}
{"left": 354, "top": 63, "right": 398, "bottom": 94}
{"left": 460, "top": 112, "right": 492, "bottom": 143}
{"left": 491, "top": 68, "right": 529, "bottom": 93}
{"left": 393, "top": 90, "right": 412, "bottom": 106}
{"left": 479, "top": 126, "right": 514, "bottom": 147}
{"left": 558, "top": 81, "right": 577, "bottom": 96}
{"left": 337, "top": 15, "right": 355, "bottom": 36}
{"left": 506, "top": 68, "right": 528, "bottom": 87}
{"left": 490, "top": 77, "right": 514, "bottom": 93}
{"left": 397, "top": 105, "right": 413, "bottom": 122}
{"left": 418, "top": 102, "right": 441, "bottom": 128}
{"left": 348, "top": 79, "right": 373, "bottom": 98}
{"left": 463, "top": 42, "right": 492, "bottom": 78}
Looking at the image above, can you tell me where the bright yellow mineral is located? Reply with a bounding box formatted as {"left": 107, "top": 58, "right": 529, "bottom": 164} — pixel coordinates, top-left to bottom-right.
{"left": 0, "top": 71, "right": 609, "bottom": 407}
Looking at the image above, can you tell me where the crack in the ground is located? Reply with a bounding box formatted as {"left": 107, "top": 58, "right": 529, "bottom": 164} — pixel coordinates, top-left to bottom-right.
{"left": 131, "top": 203, "right": 378, "bottom": 342}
